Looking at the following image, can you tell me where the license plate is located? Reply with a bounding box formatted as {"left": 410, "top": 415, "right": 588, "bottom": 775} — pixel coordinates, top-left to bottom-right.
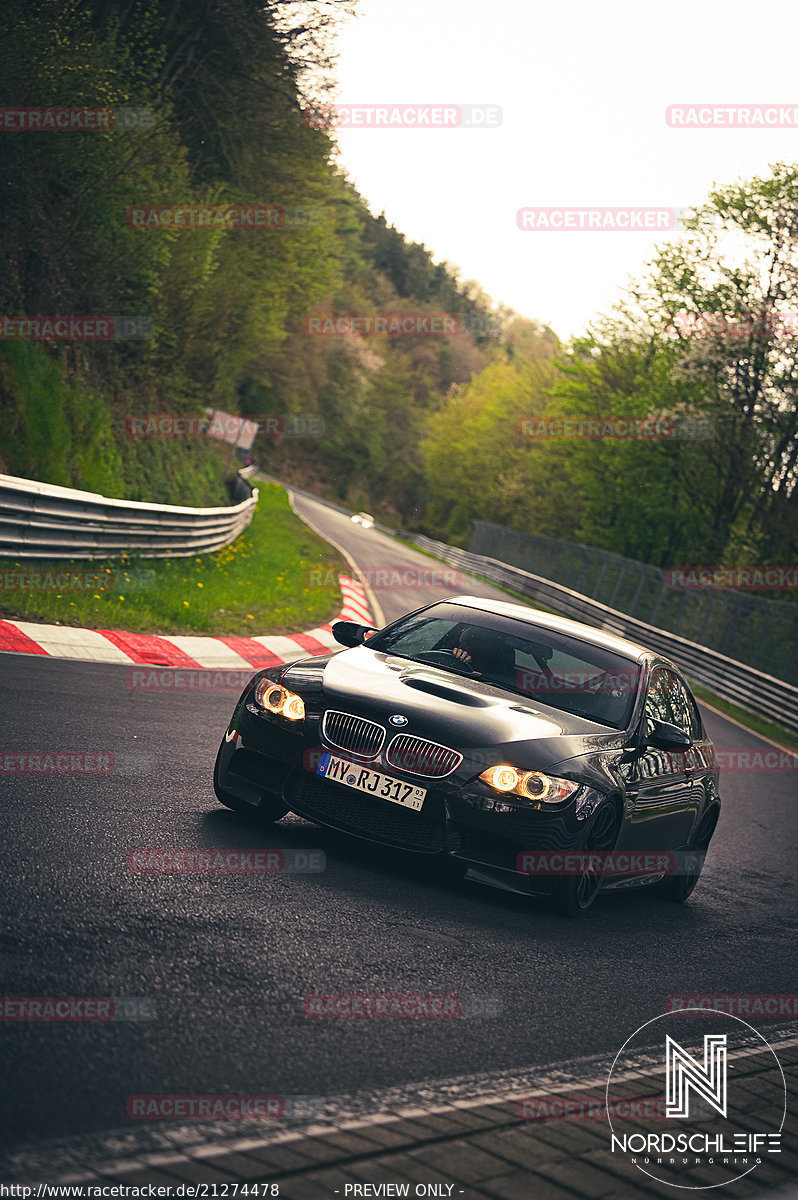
{"left": 315, "top": 753, "right": 426, "bottom": 811}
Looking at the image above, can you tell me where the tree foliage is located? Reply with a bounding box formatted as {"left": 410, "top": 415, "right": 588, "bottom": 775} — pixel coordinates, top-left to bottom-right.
{"left": 1, "top": 3, "right": 794, "bottom": 575}
{"left": 423, "top": 168, "right": 798, "bottom": 572}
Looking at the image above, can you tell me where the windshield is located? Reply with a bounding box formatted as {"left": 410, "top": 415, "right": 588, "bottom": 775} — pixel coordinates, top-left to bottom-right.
{"left": 368, "top": 603, "right": 642, "bottom": 729}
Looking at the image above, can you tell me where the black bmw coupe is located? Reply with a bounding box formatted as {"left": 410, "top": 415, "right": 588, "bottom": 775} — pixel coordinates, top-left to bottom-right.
{"left": 213, "top": 595, "right": 721, "bottom": 915}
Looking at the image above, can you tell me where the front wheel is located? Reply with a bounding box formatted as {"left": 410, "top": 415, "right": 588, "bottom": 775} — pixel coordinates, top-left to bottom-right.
{"left": 213, "top": 737, "right": 289, "bottom": 824}
{"left": 552, "top": 802, "right": 619, "bottom": 918}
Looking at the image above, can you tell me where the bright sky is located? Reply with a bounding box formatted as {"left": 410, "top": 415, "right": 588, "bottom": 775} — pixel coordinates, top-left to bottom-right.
{"left": 327, "top": 0, "right": 798, "bottom": 341}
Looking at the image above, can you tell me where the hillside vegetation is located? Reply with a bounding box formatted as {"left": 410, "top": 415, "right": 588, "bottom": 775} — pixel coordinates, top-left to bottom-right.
{"left": 1, "top": 0, "right": 795, "bottom": 577}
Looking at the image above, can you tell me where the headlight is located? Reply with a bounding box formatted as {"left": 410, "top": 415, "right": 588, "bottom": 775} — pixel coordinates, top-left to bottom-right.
{"left": 254, "top": 680, "right": 305, "bottom": 721}
{"left": 479, "top": 765, "right": 578, "bottom": 804}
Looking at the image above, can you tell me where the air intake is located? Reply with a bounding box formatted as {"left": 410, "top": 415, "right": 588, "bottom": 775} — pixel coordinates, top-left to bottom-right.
{"left": 385, "top": 734, "right": 463, "bottom": 778}
{"left": 321, "top": 710, "right": 385, "bottom": 759}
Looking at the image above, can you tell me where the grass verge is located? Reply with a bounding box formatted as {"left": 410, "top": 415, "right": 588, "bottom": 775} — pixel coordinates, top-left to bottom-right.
{"left": 0, "top": 482, "right": 347, "bottom": 636}
{"left": 689, "top": 683, "right": 798, "bottom": 751}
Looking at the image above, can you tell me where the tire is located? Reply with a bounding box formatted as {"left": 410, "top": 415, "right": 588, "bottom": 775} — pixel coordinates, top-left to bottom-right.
{"left": 254, "top": 794, "right": 291, "bottom": 824}
{"left": 213, "top": 737, "right": 289, "bottom": 824}
{"left": 552, "top": 802, "right": 620, "bottom": 918}
{"left": 659, "top": 806, "right": 717, "bottom": 903}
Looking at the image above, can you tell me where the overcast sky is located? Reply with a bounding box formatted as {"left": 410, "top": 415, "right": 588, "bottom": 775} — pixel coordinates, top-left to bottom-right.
{"left": 326, "top": 0, "right": 798, "bottom": 341}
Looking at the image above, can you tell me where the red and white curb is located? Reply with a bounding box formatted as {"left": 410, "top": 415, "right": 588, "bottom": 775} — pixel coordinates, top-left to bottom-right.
{"left": 0, "top": 575, "right": 372, "bottom": 669}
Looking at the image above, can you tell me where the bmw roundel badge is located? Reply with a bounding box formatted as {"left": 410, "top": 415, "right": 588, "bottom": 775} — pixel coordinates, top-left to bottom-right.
{"left": 389, "top": 714, "right": 408, "bottom": 727}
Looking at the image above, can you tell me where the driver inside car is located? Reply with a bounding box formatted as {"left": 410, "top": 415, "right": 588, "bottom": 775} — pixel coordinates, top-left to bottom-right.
{"left": 451, "top": 626, "right": 516, "bottom": 683}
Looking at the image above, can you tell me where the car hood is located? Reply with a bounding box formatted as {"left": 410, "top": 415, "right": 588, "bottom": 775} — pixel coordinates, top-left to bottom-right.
{"left": 289, "top": 647, "right": 626, "bottom": 771}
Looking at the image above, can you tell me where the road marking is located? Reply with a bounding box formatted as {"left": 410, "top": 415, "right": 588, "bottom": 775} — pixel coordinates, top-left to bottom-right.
{"left": 8, "top": 621, "right": 135, "bottom": 662}
{"left": 286, "top": 487, "right": 385, "bottom": 627}
{"left": 162, "top": 635, "right": 253, "bottom": 669}
{"left": 0, "top": 576, "right": 371, "bottom": 667}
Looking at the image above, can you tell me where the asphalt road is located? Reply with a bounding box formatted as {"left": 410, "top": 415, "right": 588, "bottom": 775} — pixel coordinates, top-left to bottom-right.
{"left": 1, "top": 490, "right": 797, "bottom": 1163}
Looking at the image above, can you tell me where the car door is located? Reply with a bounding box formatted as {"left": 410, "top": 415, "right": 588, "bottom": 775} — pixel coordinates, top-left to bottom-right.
{"left": 668, "top": 675, "right": 717, "bottom": 842}
{"left": 617, "top": 667, "right": 700, "bottom": 852}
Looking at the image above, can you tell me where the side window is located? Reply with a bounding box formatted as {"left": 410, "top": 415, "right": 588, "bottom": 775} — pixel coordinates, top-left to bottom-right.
{"left": 645, "top": 669, "right": 701, "bottom": 738}
{"left": 671, "top": 679, "right": 702, "bottom": 739}
{"left": 644, "top": 669, "right": 678, "bottom": 731}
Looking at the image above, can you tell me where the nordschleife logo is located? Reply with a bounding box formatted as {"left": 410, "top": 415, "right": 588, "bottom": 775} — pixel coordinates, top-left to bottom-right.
{"left": 606, "top": 1010, "right": 786, "bottom": 1189}
{"left": 665, "top": 1033, "right": 727, "bottom": 1119}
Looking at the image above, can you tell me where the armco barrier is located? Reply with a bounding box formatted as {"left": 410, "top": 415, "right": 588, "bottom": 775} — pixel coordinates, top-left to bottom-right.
{"left": 198, "top": 475, "right": 798, "bottom": 737}
{"left": 0, "top": 468, "right": 257, "bottom": 559}
{"left": 408, "top": 534, "right": 798, "bottom": 737}
{"left": 469, "top": 520, "right": 798, "bottom": 686}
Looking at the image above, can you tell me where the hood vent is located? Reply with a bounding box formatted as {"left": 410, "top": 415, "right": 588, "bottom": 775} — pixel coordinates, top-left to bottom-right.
{"left": 401, "top": 677, "right": 489, "bottom": 707}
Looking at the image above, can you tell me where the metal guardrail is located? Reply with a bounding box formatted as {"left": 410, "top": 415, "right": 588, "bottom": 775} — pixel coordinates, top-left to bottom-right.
{"left": 227, "top": 475, "right": 798, "bottom": 736}
{"left": 0, "top": 468, "right": 258, "bottom": 559}
{"left": 409, "top": 534, "right": 798, "bottom": 737}
{"left": 469, "top": 520, "right": 798, "bottom": 687}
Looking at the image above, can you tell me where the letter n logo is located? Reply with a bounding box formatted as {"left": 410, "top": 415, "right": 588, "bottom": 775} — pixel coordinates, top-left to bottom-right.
{"left": 665, "top": 1034, "right": 727, "bottom": 1118}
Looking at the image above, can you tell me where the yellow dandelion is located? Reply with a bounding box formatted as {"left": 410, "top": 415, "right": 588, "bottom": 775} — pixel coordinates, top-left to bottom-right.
{"left": 93, "top": 593, "right": 101, "bottom": 599}
{"left": 197, "top": 582, "right": 203, "bottom": 588}
{"left": 183, "top": 600, "right": 189, "bottom": 607}
{"left": 246, "top": 613, "right": 254, "bottom": 619}
{"left": 118, "top": 595, "right": 125, "bottom": 601}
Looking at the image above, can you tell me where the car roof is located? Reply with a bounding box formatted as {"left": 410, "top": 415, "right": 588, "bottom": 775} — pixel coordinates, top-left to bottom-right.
{"left": 441, "top": 595, "right": 657, "bottom": 664}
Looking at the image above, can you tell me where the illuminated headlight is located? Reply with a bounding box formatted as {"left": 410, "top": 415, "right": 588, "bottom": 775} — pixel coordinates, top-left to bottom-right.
{"left": 254, "top": 680, "right": 305, "bottom": 721}
{"left": 479, "top": 765, "right": 578, "bottom": 804}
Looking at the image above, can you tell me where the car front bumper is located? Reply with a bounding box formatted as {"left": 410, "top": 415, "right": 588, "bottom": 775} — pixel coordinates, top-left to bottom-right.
{"left": 215, "top": 702, "right": 607, "bottom": 898}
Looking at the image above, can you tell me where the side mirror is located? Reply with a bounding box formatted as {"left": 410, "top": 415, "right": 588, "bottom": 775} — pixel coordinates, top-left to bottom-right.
{"left": 645, "top": 720, "right": 693, "bottom": 751}
{"left": 332, "top": 621, "right": 379, "bottom": 648}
